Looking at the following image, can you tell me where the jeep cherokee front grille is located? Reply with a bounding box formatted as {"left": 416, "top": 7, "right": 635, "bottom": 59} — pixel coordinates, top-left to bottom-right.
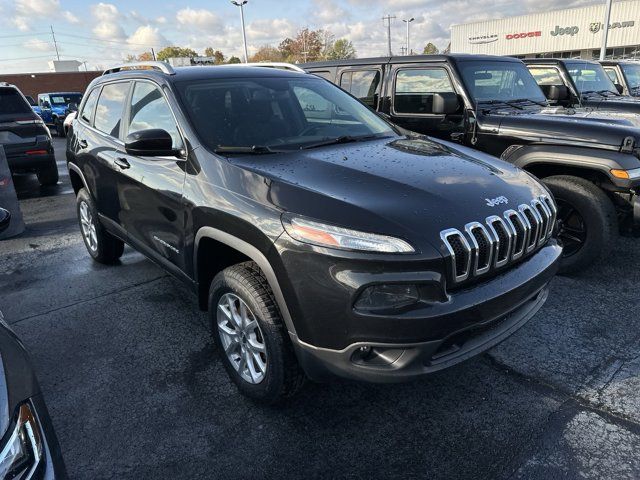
{"left": 440, "top": 195, "right": 556, "bottom": 285}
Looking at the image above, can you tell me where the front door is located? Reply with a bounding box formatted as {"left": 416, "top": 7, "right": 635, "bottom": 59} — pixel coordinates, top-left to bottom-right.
{"left": 115, "top": 80, "right": 187, "bottom": 273}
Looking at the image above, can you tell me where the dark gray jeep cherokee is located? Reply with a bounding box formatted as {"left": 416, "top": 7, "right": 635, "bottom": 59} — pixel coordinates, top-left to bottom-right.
{"left": 66, "top": 62, "right": 561, "bottom": 403}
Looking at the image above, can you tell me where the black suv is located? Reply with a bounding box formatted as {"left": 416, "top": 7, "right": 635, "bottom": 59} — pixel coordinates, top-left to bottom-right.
{"left": 525, "top": 58, "right": 640, "bottom": 115}
{"left": 66, "top": 62, "right": 560, "bottom": 403}
{"left": 304, "top": 55, "right": 640, "bottom": 273}
{"left": 600, "top": 60, "right": 640, "bottom": 98}
{"left": 0, "top": 83, "right": 58, "bottom": 186}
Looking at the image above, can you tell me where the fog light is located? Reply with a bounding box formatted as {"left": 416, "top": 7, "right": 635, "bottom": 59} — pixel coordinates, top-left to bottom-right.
{"left": 354, "top": 284, "right": 419, "bottom": 311}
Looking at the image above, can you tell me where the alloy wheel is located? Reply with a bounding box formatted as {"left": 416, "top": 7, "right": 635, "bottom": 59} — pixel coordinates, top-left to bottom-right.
{"left": 556, "top": 199, "right": 587, "bottom": 258}
{"left": 79, "top": 201, "right": 98, "bottom": 252}
{"left": 216, "top": 293, "right": 268, "bottom": 384}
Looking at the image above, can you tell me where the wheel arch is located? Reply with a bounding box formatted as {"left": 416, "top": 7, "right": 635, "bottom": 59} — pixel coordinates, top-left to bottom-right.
{"left": 193, "top": 227, "right": 297, "bottom": 336}
{"left": 67, "top": 162, "right": 89, "bottom": 195}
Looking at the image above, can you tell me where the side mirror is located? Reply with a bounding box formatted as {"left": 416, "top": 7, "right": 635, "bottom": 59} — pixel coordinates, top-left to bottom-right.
{"left": 541, "top": 85, "right": 570, "bottom": 102}
{"left": 0, "top": 208, "right": 11, "bottom": 234}
{"left": 42, "top": 101, "right": 51, "bottom": 109}
{"left": 614, "top": 83, "right": 624, "bottom": 94}
{"left": 432, "top": 92, "right": 461, "bottom": 114}
{"left": 68, "top": 102, "right": 78, "bottom": 112}
{"left": 125, "top": 129, "right": 174, "bottom": 157}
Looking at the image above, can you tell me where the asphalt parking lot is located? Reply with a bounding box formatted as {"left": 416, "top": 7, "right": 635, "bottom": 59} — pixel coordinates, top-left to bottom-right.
{"left": 1, "top": 137, "right": 640, "bottom": 479}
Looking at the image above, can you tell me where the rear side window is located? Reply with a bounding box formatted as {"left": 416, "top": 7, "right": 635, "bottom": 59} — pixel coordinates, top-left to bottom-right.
{"left": 528, "top": 67, "right": 564, "bottom": 86}
{"left": 394, "top": 68, "right": 454, "bottom": 114}
{"left": 340, "top": 70, "right": 380, "bottom": 108}
{"left": 604, "top": 68, "right": 620, "bottom": 84}
{"left": 128, "top": 82, "right": 182, "bottom": 149}
{"left": 94, "top": 82, "right": 129, "bottom": 138}
{"left": 80, "top": 88, "right": 100, "bottom": 124}
{"left": 0, "top": 88, "right": 31, "bottom": 115}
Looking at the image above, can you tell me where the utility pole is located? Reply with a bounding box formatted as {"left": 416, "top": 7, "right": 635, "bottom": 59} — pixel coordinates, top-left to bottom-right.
{"left": 231, "top": 1, "right": 249, "bottom": 63}
{"left": 151, "top": 48, "right": 156, "bottom": 61}
{"left": 382, "top": 14, "right": 396, "bottom": 56}
{"left": 599, "top": 0, "right": 613, "bottom": 60}
{"left": 402, "top": 17, "right": 414, "bottom": 55}
{"left": 50, "top": 25, "right": 60, "bottom": 61}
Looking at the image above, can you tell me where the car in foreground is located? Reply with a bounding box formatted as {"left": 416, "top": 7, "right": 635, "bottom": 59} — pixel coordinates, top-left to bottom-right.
{"left": 0, "top": 83, "right": 58, "bottom": 186}
{"left": 0, "top": 208, "right": 67, "bottom": 478}
{"left": 36, "top": 93, "right": 81, "bottom": 137}
{"left": 304, "top": 54, "right": 640, "bottom": 274}
{"left": 525, "top": 58, "right": 640, "bottom": 115}
{"left": 601, "top": 60, "right": 640, "bottom": 97}
{"left": 66, "top": 61, "right": 561, "bottom": 403}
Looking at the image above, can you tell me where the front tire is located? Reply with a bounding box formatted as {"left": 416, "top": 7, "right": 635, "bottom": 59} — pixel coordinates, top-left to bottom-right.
{"left": 209, "top": 262, "right": 305, "bottom": 403}
{"left": 543, "top": 175, "right": 617, "bottom": 274}
{"left": 76, "top": 188, "right": 124, "bottom": 264}
{"left": 36, "top": 159, "right": 59, "bottom": 186}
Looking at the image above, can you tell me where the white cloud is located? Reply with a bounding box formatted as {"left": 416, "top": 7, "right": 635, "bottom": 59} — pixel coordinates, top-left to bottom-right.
{"left": 91, "top": 3, "right": 126, "bottom": 41}
{"left": 11, "top": 16, "right": 30, "bottom": 31}
{"left": 176, "top": 8, "right": 222, "bottom": 29}
{"left": 127, "top": 25, "right": 168, "bottom": 48}
{"left": 246, "top": 19, "right": 296, "bottom": 43}
{"left": 91, "top": 2, "right": 120, "bottom": 21}
{"left": 15, "top": 0, "right": 60, "bottom": 17}
{"left": 23, "top": 38, "right": 54, "bottom": 51}
{"left": 63, "top": 10, "right": 79, "bottom": 24}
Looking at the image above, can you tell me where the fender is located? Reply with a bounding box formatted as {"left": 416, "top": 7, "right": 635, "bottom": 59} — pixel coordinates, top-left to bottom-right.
{"left": 502, "top": 144, "right": 640, "bottom": 188}
{"left": 67, "top": 162, "right": 90, "bottom": 194}
{"left": 193, "top": 226, "right": 297, "bottom": 337}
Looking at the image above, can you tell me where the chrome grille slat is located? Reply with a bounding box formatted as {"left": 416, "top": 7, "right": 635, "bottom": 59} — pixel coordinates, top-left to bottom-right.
{"left": 440, "top": 195, "right": 557, "bottom": 285}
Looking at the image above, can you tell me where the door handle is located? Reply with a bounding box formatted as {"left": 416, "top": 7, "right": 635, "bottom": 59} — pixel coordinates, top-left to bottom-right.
{"left": 78, "top": 139, "right": 88, "bottom": 148}
{"left": 114, "top": 157, "right": 131, "bottom": 170}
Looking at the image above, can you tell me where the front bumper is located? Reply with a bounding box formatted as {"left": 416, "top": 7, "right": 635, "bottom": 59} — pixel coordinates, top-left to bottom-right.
{"left": 274, "top": 235, "right": 561, "bottom": 382}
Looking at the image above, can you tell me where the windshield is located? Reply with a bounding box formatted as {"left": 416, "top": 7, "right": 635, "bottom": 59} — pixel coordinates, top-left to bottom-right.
{"left": 458, "top": 61, "right": 547, "bottom": 105}
{"left": 50, "top": 93, "right": 82, "bottom": 106}
{"left": 565, "top": 62, "right": 617, "bottom": 94}
{"left": 621, "top": 63, "right": 640, "bottom": 92}
{"left": 175, "top": 76, "right": 395, "bottom": 152}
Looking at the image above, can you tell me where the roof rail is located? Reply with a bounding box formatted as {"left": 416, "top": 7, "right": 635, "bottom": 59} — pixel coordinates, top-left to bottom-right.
{"left": 103, "top": 61, "right": 175, "bottom": 76}
{"left": 231, "top": 62, "right": 307, "bottom": 73}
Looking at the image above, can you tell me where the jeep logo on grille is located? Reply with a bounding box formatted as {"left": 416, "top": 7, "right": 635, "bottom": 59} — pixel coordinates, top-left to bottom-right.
{"left": 485, "top": 196, "right": 508, "bottom": 207}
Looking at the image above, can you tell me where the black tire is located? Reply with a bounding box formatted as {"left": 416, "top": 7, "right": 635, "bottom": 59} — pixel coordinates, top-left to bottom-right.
{"left": 36, "top": 160, "right": 59, "bottom": 186}
{"left": 209, "top": 261, "right": 305, "bottom": 403}
{"left": 76, "top": 188, "right": 124, "bottom": 264}
{"left": 55, "top": 118, "right": 65, "bottom": 137}
{"left": 543, "top": 175, "right": 617, "bottom": 274}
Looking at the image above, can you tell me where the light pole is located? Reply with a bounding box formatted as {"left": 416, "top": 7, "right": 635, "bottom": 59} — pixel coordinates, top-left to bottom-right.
{"left": 382, "top": 14, "right": 396, "bottom": 56}
{"left": 231, "top": 1, "right": 249, "bottom": 63}
{"left": 599, "top": 0, "right": 613, "bottom": 61}
{"left": 402, "top": 17, "right": 414, "bottom": 55}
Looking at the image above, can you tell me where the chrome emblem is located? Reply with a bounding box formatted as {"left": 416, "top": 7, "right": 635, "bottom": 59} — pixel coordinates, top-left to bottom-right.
{"left": 485, "top": 196, "right": 508, "bottom": 207}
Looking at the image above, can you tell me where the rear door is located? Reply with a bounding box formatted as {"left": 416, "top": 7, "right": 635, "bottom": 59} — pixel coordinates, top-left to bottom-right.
{"left": 116, "top": 80, "right": 187, "bottom": 273}
{"left": 388, "top": 63, "right": 464, "bottom": 138}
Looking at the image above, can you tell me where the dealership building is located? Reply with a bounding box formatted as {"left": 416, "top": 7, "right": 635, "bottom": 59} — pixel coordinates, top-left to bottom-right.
{"left": 450, "top": 0, "right": 640, "bottom": 60}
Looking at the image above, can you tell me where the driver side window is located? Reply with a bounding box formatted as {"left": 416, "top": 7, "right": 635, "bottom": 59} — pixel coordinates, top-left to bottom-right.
{"left": 393, "top": 68, "right": 454, "bottom": 114}
{"left": 128, "top": 82, "right": 182, "bottom": 150}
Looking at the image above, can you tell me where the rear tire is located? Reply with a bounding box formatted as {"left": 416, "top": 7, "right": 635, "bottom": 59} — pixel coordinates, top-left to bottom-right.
{"left": 543, "top": 175, "right": 617, "bottom": 274}
{"left": 76, "top": 188, "right": 124, "bottom": 264}
{"left": 209, "top": 261, "right": 305, "bottom": 403}
{"left": 36, "top": 160, "right": 59, "bottom": 186}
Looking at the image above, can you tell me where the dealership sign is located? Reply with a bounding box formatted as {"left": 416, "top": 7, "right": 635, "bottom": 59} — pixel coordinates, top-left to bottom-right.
{"left": 589, "top": 21, "right": 635, "bottom": 34}
{"left": 551, "top": 25, "right": 579, "bottom": 36}
{"left": 506, "top": 31, "right": 541, "bottom": 40}
{"left": 468, "top": 34, "right": 498, "bottom": 44}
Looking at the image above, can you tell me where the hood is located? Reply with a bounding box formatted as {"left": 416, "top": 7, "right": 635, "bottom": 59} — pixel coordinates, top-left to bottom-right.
{"left": 582, "top": 95, "right": 640, "bottom": 115}
{"left": 490, "top": 107, "right": 640, "bottom": 150}
{"left": 228, "top": 136, "right": 548, "bottom": 255}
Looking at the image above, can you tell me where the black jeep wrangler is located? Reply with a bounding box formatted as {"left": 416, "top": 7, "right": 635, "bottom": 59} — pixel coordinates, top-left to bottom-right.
{"left": 66, "top": 62, "right": 560, "bottom": 403}
{"left": 600, "top": 60, "right": 640, "bottom": 98}
{"left": 304, "top": 54, "right": 640, "bottom": 273}
{"left": 525, "top": 58, "right": 640, "bottom": 115}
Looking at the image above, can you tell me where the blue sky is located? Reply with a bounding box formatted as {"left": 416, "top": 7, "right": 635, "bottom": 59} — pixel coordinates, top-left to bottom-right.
{"left": 0, "top": 0, "right": 602, "bottom": 73}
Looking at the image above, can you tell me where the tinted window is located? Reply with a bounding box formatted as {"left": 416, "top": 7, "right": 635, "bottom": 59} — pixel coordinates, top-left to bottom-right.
{"left": 394, "top": 68, "right": 454, "bottom": 114}
{"left": 94, "top": 82, "right": 129, "bottom": 137}
{"left": 80, "top": 88, "right": 100, "bottom": 124}
{"left": 340, "top": 70, "right": 380, "bottom": 108}
{"left": 50, "top": 93, "right": 82, "bottom": 106}
{"left": 175, "top": 77, "right": 394, "bottom": 151}
{"left": 528, "top": 67, "right": 564, "bottom": 86}
{"left": 459, "top": 61, "right": 547, "bottom": 103}
{"left": 128, "top": 82, "right": 182, "bottom": 149}
{"left": 621, "top": 63, "right": 640, "bottom": 91}
{"left": 565, "top": 62, "right": 617, "bottom": 94}
{"left": 0, "top": 88, "right": 31, "bottom": 115}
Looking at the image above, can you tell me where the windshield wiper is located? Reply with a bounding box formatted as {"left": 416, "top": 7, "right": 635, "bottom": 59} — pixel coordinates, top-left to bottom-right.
{"left": 509, "top": 98, "right": 548, "bottom": 107}
{"left": 299, "top": 134, "right": 391, "bottom": 150}
{"left": 214, "top": 145, "right": 279, "bottom": 155}
{"left": 477, "top": 100, "right": 524, "bottom": 110}
{"left": 582, "top": 90, "right": 618, "bottom": 98}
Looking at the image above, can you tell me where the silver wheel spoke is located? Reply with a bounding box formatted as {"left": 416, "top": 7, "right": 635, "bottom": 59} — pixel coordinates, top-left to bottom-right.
{"left": 216, "top": 293, "right": 268, "bottom": 385}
